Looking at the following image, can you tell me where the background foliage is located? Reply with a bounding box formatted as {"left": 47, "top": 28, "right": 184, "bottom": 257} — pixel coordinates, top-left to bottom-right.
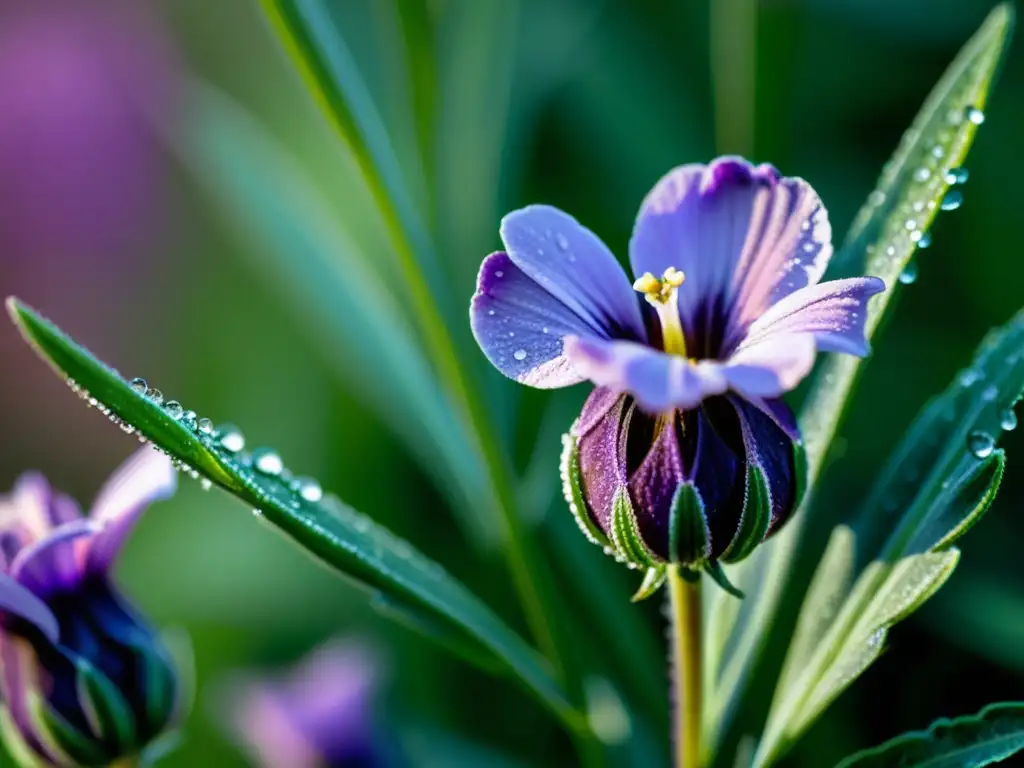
{"left": 1, "top": 1, "right": 1023, "bottom": 766}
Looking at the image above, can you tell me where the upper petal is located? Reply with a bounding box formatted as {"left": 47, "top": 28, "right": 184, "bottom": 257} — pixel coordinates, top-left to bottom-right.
{"left": 11, "top": 520, "right": 98, "bottom": 598}
{"left": 722, "top": 334, "right": 817, "bottom": 400}
{"left": 85, "top": 447, "right": 177, "bottom": 575}
{"left": 565, "top": 337, "right": 728, "bottom": 413}
{"left": 738, "top": 277, "right": 886, "bottom": 356}
{"left": 0, "top": 473, "right": 82, "bottom": 558}
{"left": 630, "top": 158, "right": 833, "bottom": 354}
{"left": 0, "top": 572, "right": 59, "bottom": 642}
{"left": 500, "top": 205, "right": 645, "bottom": 341}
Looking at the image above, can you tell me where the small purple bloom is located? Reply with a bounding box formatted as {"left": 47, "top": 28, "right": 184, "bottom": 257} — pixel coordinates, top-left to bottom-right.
{"left": 0, "top": 447, "right": 181, "bottom": 766}
{"left": 471, "top": 158, "right": 884, "bottom": 588}
{"left": 221, "top": 640, "right": 394, "bottom": 768}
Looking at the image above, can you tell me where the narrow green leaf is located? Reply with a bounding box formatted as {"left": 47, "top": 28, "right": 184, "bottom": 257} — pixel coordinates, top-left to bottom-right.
{"left": 76, "top": 661, "right": 136, "bottom": 753}
{"left": 836, "top": 702, "right": 1024, "bottom": 768}
{"left": 257, "top": 0, "right": 438, "bottom": 286}
{"left": 5, "top": 299, "right": 581, "bottom": 732}
{"left": 705, "top": 562, "right": 744, "bottom": 600}
{"left": 759, "top": 308, "right": 1024, "bottom": 765}
{"left": 173, "top": 81, "right": 501, "bottom": 548}
{"left": 701, "top": 6, "right": 1014, "bottom": 752}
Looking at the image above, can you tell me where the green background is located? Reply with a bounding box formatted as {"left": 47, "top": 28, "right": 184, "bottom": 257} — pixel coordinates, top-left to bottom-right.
{"left": 1, "top": 1, "right": 1022, "bottom": 765}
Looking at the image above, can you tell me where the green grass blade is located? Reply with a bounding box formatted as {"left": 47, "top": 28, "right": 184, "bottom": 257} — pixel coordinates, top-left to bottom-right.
{"left": 835, "top": 702, "right": 1024, "bottom": 768}
{"left": 5, "top": 298, "right": 581, "bottom": 733}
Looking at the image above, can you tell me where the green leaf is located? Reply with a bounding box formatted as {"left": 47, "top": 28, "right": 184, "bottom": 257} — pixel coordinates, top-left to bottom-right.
{"left": 757, "top": 308, "right": 1024, "bottom": 765}
{"left": 631, "top": 567, "right": 667, "bottom": 603}
{"left": 5, "top": 299, "right": 581, "bottom": 733}
{"left": 560, "top": 433, "right": 612, "bottom": 549}
{"left": 669, "top": 483, "right": 710, "bottom": 567}
{"left": 835, "top": 702, "right": 1024, "bottom": 768}
{"left": 720, "top": 466, "right": 771, "bottom": 564}
{"left": 76, "top": 660, "right": 136, "bottom": 753}
{"left": 700, "top": 5, "right": 1015, "bottom": 752}
{"left": 257, "top": 0, "right": 438, "bottom": 287}
{"left": 172, "top": 81, "right": 501, "bottom": 548}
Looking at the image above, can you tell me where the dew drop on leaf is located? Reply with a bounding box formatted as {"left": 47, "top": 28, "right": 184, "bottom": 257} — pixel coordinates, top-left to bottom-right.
{"left": 917, "top": 231, "right": 932, "bottom": 249}
{"left": 129, "top": 377, "right": 147, "bottom": 394}
{"left": 197, "top": 417, "right": 214, "bottom": 436}
{"left": 982, "top": 384, "right": 999, "bottom": 402}
{"left": 1000, "top": 409, "right": 1018, "bottom": 432}
{"left": 252, "top": 447, "right": 284, "bottom": 476}
{"left": 145, "top": 388, "right": 164, "bottom": 405}
{"left": 217, "top": 424, "right": 246, "bottom": 453}
{"left": 181, "top": 410, "right": 197, "bottom": 429}
{"left": 164, "top": 400, "right": 183, "bottom": 420}
{"left": 898, "top": 262, "right": 918, "bottom": 285}
{"left": 941, "top": 190, "right": 964, "bottom": 210}
{"left": 200, "top": 478, "right": 213, "bottom": 491}
{"left": 965, "top": 105, "right": 985, "bottom": 124}
{"left": 295, "top": 477, "right": 323, "bottom": 503}
{"left": 967, "top": 431, "right": 995, "bottom": 459}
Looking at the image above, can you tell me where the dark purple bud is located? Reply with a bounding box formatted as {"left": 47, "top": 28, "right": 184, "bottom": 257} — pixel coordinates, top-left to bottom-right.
{"left": 561, "top": 387, "right": 806, "bottom": 597}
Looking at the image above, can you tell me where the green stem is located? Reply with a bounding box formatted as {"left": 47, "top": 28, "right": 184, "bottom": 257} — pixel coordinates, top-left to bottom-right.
{"left": 669, "top": 567, "right": 703, "bottom": 768}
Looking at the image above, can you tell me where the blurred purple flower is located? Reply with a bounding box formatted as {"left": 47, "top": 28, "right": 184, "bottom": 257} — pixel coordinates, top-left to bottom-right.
{"left": 0, "top": 446, "right": 180, "bottom": 766}
{"left": 0, "top": 0, "right": 176, "bottom": 259}
{"left": 471, "top": 157, "right": 885, "bottom": 580}
{"left": 222, "top": 640, "right": 394, "bottom": 768}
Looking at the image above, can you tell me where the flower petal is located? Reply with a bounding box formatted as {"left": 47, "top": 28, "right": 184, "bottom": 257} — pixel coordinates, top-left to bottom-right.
{"left": 0, "top": 473, "right": 82, "bottom": 549}
{"left": 471, "top": 252, "right": 592, "bottom": 388}
{"left": 687, "top": 405, "right": 744, "bottom": 560}
{"left": 0, "top": 573, "right": 58, "bottom": 642}
{"left": 627, "top": 414, "right": 687, "bottom": 560}
{"left": 565, "top": 337, "right": 728, "bottom": 413}
{"left": 500, "top": 205, "right": 645, "bottom": 340}
{"left": 574, "top": 389, "right": 630, "bottom": 537}
{"left": 10, "top": 520, "right": 99, "bottom": 598}
{"left": 86, "top": 447, "right": 176, "bottom": 575}
{"left": 730, "top": 396, "right": 801, "bottom": 535}
{"left": 723, "top": 334, "right": 817, "bottom": 399}
{"left": 739, "top": 277, "right": 886, "bottom": 356}
{"left": 630, "top": 158, "right": 833, "bottom": 355}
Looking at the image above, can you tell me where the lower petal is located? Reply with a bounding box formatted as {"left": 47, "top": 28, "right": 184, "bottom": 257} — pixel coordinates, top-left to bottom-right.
{"left": 723, "top": 334, "right": 817, "bottom": 399}
{"left": 565, "top": 337, "right": 728, "bottom": 413}
{"left": 0, "top": 574, "right": 58, "bottom": 643}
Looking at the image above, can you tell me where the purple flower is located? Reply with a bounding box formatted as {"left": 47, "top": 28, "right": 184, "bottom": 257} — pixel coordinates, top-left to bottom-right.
{"left": 0, "top": 447, "right": 181, "bottom": 766}
{"left": 471, "top": 158, "right": 884, "bottom": 586}
{"left": 221, "top": 640, "right": 394, "bottom": 768}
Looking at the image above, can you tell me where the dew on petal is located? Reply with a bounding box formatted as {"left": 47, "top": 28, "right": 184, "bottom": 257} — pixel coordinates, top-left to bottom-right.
{"left": 514, "top": 349, "right": 527, "bottom": 361}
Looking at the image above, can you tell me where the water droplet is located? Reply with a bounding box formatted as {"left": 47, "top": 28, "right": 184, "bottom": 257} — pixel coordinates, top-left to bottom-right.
{"left": 295, "top": 477, "right": 323, "bottom": 503}
{"left": 252, "top": 448, "right": 284, "bottom": 476}
{"left": 542, "top": 327, "right": 549, "bottom": 334}
{"left": 487, "top": 309, "right": 495, "bottom": 316}
{"left": 513, "top": 349, "right": 527, "bottom": 361}
{"left": 802, "top": 242, "right": 815, "bottom": 253}
{"left": 555, "top": 232, "right": 570, "bottom": 251}
{"left": 982, "top": 384, "right": 999, "bottom": 402}
{"left": 508, "top": 331, "right": 515, "bottom": 338}
{"left": 959, "top": 368, "right": 981, "bottom": 387}
{"left": 913, "top": 167, "right": 931, "bottom": 183}
{"left": 910, "top": 229, "right": 923, "bottom": 243}
{"left": 940, "top": 190, "right": 963, "bottom": 211}
{"left": 129, "top": 377, "right": 148, "bottom": 394}
{"left": 967, "top": 431, "right": 995, "bottom": 459}
{"left": 918, "top": 231, "right": 932, "bottom": 248}
{"left": 495, "top": 270, "right": 504, "bottom": 278}
{"left": 886, "top": 245, "right": 897, "bottom": 257}
{"left": 1000, "top": 408, "right": 1018, "bottom": 431}
{"left": 898, "top": 262, "right": 918, "bottom": 284}
{"left": 944, "top": 167, "right": 969, "bottom": 185}
{"left": 868, "top": 190, "right": 886, "bottom": 206}
{"left": 965, "top": 106, "right": 985, "bottom": 125}
{"left": 145, "top": 388, "right": 164, "bottom": 405}
{"left": 904, "top": 219, "right": 918, "bottom": 232}
{"left": 164, "top": 400, "right": 183, "bottom": 420}
{"left": 252, "top": 508, "right": 263, "bottom": 518}
{"left": 181, "top": 410, "right": 197, "bottom": 429}
{"left": 217, "top": 425, "right": 246, "bottom": 453}
{"left": 931, "top": 145, "right": 945, "bottom": 159}
{"left": 197, "top": 418, "right": 214, "bottom": 435}
{"left": 200, "top": 478, "right": 213, "bottom": 491}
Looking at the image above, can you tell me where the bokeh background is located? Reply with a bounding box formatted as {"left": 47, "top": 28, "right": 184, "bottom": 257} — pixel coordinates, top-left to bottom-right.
{"left": 0, "top": 0, "right": 1022, "bottom": 765}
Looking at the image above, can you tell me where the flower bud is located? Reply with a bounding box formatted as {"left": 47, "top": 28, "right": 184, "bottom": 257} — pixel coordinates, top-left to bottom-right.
{"left": 561, "top": 387, "right": 806, "bottom": 598}
{"left": 0, "top": 449, "right": 181, "bottom": 766}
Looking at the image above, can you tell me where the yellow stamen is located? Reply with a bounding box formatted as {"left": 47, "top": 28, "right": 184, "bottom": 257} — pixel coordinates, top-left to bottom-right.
{"left": 634, "top": 268, "right": 688, "bottom": 357}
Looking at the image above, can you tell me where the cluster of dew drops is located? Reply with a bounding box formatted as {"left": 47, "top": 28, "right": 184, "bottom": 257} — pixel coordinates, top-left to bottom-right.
{"left": 70, "top": 374, "right": 324, "bottom": 514}
{"left": 870, "top": 104, "right": 985, "bottom": 287}
{"left": 959, "top": 367, "right": 1019, "bottom": 462}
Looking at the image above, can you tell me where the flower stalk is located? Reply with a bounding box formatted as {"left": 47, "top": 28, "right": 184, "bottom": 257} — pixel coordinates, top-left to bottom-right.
{"left": 669, "top": 566, "right": 703, "bottom": 768}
